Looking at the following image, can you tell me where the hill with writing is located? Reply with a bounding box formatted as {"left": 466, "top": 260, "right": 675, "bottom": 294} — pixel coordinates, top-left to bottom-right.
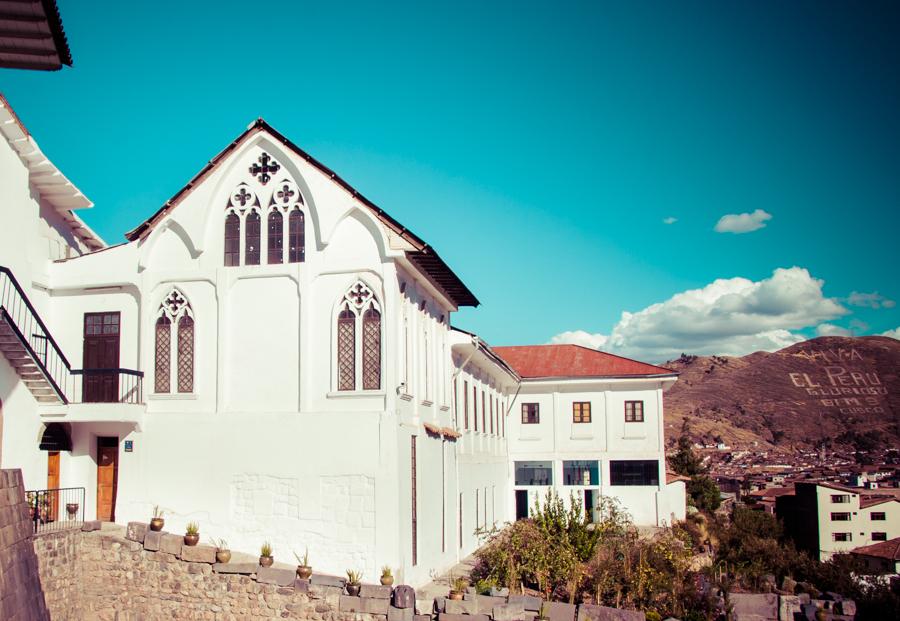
{"left": 662, "top": 336, "right": 900, "bottom": 451}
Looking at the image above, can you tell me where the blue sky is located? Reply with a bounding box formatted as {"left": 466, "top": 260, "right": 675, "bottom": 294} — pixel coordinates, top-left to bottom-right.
{"left": 2, "top": 1, "right": 898, "bottom": 359}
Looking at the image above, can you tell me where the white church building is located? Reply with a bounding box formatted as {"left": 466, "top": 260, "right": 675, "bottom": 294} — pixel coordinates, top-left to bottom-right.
{"left": 0, "top": 93, "right": 684, "bottom": 586}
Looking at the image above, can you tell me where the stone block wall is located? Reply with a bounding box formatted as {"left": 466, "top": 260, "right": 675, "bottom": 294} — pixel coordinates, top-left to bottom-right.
{"left": 33, "top": 530, "right": 83, "bottom": 620}
{"left": 0, "top": 469, "right": 51, "bottom": 621}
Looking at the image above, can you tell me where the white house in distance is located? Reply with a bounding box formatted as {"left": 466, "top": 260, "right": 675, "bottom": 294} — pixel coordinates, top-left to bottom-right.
{"left": 0, "top": 93, "right": 684, "bottom": 586}
{"left": 494, "top": 344, "right": 685, "bottom": 526}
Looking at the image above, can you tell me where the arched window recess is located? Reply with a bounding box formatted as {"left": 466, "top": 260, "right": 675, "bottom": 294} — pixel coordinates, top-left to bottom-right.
{"left": 153, "top": 288, "right": 195, "bottom": 394}
{"left": 335, "top": 281, "right": 382, "bottom": 392}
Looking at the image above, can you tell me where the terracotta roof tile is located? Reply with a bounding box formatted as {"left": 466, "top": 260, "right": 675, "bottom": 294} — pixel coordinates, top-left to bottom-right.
{"left": 851, "top": 537, "right": 900, "bottom": 560}
{"left": 492, "top": 344, "right": 676, "bottom": 379}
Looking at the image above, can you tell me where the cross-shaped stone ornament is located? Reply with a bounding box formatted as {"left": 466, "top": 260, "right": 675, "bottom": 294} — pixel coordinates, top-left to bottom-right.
{"left": 234, "top": 187, "right": 253, "bottom": 207}
{"left": 346, "top": 283, "right": 372, "bottom": 309}
{"left": 164, "top": 290, "right": 187, "bottom": 316}
{"left": 249, "top": 153, "right": 280, "bottom": 185}
{"left": 276, "top": 184, "right": 296, "bottom": 204}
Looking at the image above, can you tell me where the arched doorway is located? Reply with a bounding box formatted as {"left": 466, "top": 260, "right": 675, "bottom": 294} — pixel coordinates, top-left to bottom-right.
{"left": 39, "top": 423, "right": 72, "bottom": 521}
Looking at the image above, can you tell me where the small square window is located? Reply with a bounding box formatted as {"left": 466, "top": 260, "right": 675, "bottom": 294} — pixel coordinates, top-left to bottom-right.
{"left": 625, "top": 401, "right": 644, "bottom": 422}
{"left": 521, "top": 403, "right": 539, "bottom": 424}
{"left": 573, "top": 402, "right": 591, "bottom": 424}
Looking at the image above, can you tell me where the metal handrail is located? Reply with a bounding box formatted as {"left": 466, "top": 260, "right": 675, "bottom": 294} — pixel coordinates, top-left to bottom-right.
{"left": 0, "top": 265, "right": 145, "bottom": 404}
{"left": 26, "top": 487, "right": 86, "bottom": 534}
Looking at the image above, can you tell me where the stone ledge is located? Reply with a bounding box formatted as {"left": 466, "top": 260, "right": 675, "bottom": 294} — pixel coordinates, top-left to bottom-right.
{"left": 180, "top": 543, "right": 216, "bottom": 563}
{"left": 257, "top": 566, "right": 296, "bottom": 586}
{"left": 213, "top": 562, "right": 259, "bottom": 574}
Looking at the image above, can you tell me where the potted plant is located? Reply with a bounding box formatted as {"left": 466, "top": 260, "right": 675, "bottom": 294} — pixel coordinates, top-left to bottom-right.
{"left": 448, "top": 575, "right": 467, "bottom": 600}
{"left": 346, "top": 569, "right": 362, "bottom": 596}
{"left": 184, "top": 521, "right": 200, "bottom": 546}
{"left": 66, "top": 502, "right": 79, "bottom": 519}
{"left": 259, "top": 541, "right": 274, "bottom": 567}
{"left": 150, "top": 505, "right": 165, "bottom": 531}
{"left": 213, "top": 538, "right": 231, "bottom": 564}
{"left": 380, "top": 565, "right": 394, "bottom": 586}
{"left": 294, "top": 548, "right": 312, "bottom": 579}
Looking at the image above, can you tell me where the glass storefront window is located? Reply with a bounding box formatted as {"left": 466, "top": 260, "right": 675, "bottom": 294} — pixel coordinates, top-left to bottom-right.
{"left": 563, "top": 460, "right": 599, "bottom": 486}
{"left": 515, "top": 461, "right": 553, "bottom": 486}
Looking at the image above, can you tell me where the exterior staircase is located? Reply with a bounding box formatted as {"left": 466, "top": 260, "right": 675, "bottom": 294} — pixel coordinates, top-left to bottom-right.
{"left": 0, "top": 266, "right": 70, "bottom": 405}
{"left": 0, "top": 316, "right": 63, "bottom": 403}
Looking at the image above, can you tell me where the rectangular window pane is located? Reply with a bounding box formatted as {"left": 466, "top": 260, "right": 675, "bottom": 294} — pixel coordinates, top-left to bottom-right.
{"left": 609, "top": 460, "right": 659, "bottom": 486}
{"left": 625, "top": 401, "right": 644, "bottom": 422}
{"left": 563, "top": 460, "right": 599, "bottom": 485}
{"left": 872, "top": 532, "right": 887, "bottom": 541}
{"left": 514, "top": 461, "right": 553, "bottom": 486}
{"left": 832, "top": 533, "right": 852, "bottom": 542}
{"left": 521, "top": 403, "right": 539, "bottom": 424}
{"left": 871, "top": 512, "right": 886, "bottom": 520}
{"left": 573, "top": 402, "right": 591, "bottom": 423}
{"left": 831, "top": 494, "right": 850, "bottom": 503}
{"left": 830, "top": 512, "right": 851, "bottom": 521}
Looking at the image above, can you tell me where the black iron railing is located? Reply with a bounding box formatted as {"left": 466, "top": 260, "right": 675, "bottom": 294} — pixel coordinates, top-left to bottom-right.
{"left": 26, "top": 487, "right": 86, "bottom": 534}
{"left": 0, "top": 266, "right": 144, "bottom": 404}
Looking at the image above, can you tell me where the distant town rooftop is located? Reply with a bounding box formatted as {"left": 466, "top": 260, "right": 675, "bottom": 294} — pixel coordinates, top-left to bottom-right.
{"left": 0, "top": 0, "right": 72, "bottom": 71}
{"left": 851, "top": 537, "right": 900, "bottom": 561}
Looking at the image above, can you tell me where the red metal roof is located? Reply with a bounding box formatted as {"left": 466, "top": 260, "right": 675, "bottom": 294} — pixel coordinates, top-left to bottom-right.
{"left": 851, "top": 537, "right": 900, "bottom": 561}
{"left": 492, "top": 344, "right": 676, "bottom": 379}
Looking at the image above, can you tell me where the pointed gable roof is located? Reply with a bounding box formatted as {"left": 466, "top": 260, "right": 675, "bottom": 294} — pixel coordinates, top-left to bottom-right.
{"left": 492, "top": 344, "right": 677, "bottom": 379}
{"left": 125, "top": 118, "right": 478, "bottom": 308}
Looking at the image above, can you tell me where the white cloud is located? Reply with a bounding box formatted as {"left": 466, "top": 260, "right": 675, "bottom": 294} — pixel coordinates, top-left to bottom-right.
{"left": 816, "top": 323, "right": 853, "bottom": 337}
{"left": 846, "top": 291, "right": 896, "bottom": 309}
{"left": 549, "top": 330, "right": 609, "bottom": 349}
{"left": 548, "top": 267, "right": 847, "bottom": 361}
{"left": 881, "top": 327, "right": 900, "bottom": 340}
{"left": 662, "top": 216, "right": 677, "bottom": 225}
{"left": 714, "top": 209, "right": 772, "bottom": 234}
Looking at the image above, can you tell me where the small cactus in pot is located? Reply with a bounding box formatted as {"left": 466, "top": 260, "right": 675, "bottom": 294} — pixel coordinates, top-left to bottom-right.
{"left": 259, "top": 541, "right": 274, "bottom": 567}
{"left": 184, "top": 521, "right": 200, "bottom": 546}
{"left": 213, "top": 538, "right": 231, "bottom": 564}
{"left": 294, "top": 548, "right": 312, "bottom": 579}
{"left": 346, "top": 569, "right": 362, "bottom": 596}
{"left": 149, "top": 505, "right": 165, "bottom": 531}
{"left": 380, "top": 565, "right": 394, "bottom": 586}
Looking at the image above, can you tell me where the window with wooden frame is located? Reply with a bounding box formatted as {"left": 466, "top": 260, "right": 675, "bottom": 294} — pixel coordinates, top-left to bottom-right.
{"left": 267, "top": 210, "right": 283, "bottom": 264}
{"left": 154, "top": 288, "right": 195, "bottom": 394}
{"left": 625, "top": 400, "right": 644, "bottom": 422}
{"left": 573, "top": 402, "right": 591, "bottom": 423}
{"left": 224, "top": 212, "right": 241, "bottom": 266}
{"left": 245, "top": 210, "right": 261, "bottom": 265}
{"left": 287, "top": 208, "right": 305, "bottom": 263}
{"left": 521, "top": 403, "right": 539, "bottom": 424}
{"left": 464, "top": 380, "right": 469, "bottom": 429}
{"left": 334, "top": 281, "right": 382, "bottom": 392}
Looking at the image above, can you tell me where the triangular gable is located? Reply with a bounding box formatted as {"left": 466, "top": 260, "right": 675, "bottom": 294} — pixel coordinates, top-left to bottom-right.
{"left": 125, "top": 118, "right": 478, "bottom": 307}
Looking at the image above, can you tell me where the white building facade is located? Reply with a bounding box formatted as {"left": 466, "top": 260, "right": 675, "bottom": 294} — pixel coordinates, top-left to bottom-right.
{"left": 0, "top": 97, "right": 684, "bottom": 586}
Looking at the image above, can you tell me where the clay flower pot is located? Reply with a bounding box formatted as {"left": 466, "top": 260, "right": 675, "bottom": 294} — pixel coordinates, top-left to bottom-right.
{"left": 66, "top": 503, "right": 79, "bottom": 518}
{"left": 380, "top": 574, "right": 394, "bottom": 586}
{"left": 448, "top": 591, "right": 464, "bottom": 601}
{"left": 149, "top": 518, "right": 165, "bottom": 532}
{"left": 297, "top": 565, "right": 312, "bottom": 580}
{"left": 216, "top": 549, "right": 232, "bottom": 564}
{"left": 184, "top": 533, "right": 200, "bottom": 546}
{"left": 259, "top": 555, "right": 274, "bottom": 568}
{"left": 346, "top": 584, "right": 361, "bottom": 597}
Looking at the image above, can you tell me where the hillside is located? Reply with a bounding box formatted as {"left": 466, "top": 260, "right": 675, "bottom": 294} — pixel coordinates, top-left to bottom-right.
{"left": 662, "top": 336, "right": 900, "bottom": 451}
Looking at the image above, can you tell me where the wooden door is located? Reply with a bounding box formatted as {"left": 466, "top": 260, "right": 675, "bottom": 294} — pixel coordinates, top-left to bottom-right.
{"left": 83, "top": 312, "right": 120, "bottom": 402}
{"left": 96, "top": 437, "right": 118, "bottom": 522}
{"left": 47, "top": 451, "right": 60, "bottom": 521}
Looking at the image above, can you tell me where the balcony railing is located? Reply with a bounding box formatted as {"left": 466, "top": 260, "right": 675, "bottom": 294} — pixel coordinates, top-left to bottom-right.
{"left": 1, "top": 266, "right": 144, "bottom": 405}
{"left": 26, "top": 487, "right": 86, "bottom": 535}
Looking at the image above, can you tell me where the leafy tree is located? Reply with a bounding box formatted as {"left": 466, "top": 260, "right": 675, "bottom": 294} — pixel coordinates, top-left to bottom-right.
{"left": 687, "top": 476, "right": 721, "bottom": 512}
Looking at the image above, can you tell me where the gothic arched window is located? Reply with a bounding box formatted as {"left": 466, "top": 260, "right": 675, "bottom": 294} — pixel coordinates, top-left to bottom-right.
{"left": 245, "top": 211, "right": 261, "bottom": 265}
{"left": 267, "top": 210, "right": 283, "bottom": 264}
{"left": 335, "top": 281, "right": 382, "bottom": 392}
{"left": 154, "top": 315, "right": 171, "bottom": 393}
{"left": 288, "top": 208, "right": 305, "bottom": 263}
{"left": 337, "top": 306, "right": 356, "bottom": 391}
{"left": 362, "top": 307, "right": 382, "bottom": 390}
{"left": 224, "top": 213, "right": 240, "bottom": 266}
{"left": 177, "top": 315, "right": 194, "bottom": 393}
{"left": 154, "top": 289, "right": 195, "bottom": 394}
